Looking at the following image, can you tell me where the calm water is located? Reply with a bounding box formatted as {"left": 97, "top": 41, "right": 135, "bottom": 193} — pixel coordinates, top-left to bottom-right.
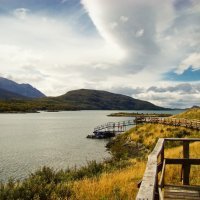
{"left": 0, "top": 110, "right": 182, "bottom": 182}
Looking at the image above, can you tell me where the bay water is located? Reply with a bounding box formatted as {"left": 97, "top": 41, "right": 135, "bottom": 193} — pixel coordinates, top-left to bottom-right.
{"left": 0, "top": 110, "right": 182, "bottom": 182}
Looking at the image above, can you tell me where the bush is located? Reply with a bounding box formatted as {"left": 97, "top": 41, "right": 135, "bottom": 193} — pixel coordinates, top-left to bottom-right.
{"left": 0, "top": 159, "right": 132, "bottom": 200}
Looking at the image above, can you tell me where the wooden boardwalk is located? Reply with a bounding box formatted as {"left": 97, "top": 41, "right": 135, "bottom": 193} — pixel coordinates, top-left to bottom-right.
{"left": 164, "top": 185, "right": 200, "bottom": 200}
{"left": 94, "top": 119, "right": 136, "bottom": 133}
{"left": 135, "top": 117, "right": 200, "bottom": 130}
{"left": 93, "top": 117, "right": 200, "bottom": 134}
{"left": 136, "top": 138, "right": 200, "bottom": 200}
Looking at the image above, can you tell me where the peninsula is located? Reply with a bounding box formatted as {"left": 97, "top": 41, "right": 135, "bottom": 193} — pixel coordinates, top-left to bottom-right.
{"left": 108, "top": 112, "right": 173, "bottom": 117}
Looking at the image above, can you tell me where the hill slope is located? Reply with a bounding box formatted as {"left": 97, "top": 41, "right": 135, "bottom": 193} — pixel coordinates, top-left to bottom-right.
{"left": 0, "top": 77, "right": 45, "bottom": 99}
{"left": 57, "top": 89, "right": 166, "bottom": 110}
{"left": 0, "top": 89, "right": 167, "bottom": 112}
{"left": 0, "top": 88, "right": 28, "bottom": 100}
{"left": 173, "top": 108, "right": 200, "bottom": 120}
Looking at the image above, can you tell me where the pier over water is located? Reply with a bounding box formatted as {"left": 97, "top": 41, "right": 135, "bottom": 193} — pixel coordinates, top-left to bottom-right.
{"left": 87, "top": 117, "right": 200, "bottom": 139}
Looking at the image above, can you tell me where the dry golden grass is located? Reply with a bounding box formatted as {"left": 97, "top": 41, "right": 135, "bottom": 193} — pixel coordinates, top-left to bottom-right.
{"left": 75, "top": 109, "right": 200, "bottom": 199}
{"left": 128, "top": 123, "right": 199, "bottom": 149}
{"left": 164, "top": 142, "right": 200, "bottom": 185}
{"left": 69, "top": 142, "right": 200, "bottom": 200}
{"left": 173, "top": 108, "right": 200, "bottom": 120}
{"left": 71, "top": 160, "right": 145, "bottom": 200}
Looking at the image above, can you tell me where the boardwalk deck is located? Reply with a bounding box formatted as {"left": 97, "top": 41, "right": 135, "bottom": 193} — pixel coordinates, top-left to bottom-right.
{"left": 89, "top": 117, "right": 200, "bottom": 139}
{"left": 164, "top": 185, "right": 200, "bottom": 200}
{"left": 136, "top": 138, "right": 200, "bottom": 200}
{"left": 94, "top": 117, "right": 200, "bottom": 133}
{"left": 136, "top": 117, "right": 200, "bottom": 130}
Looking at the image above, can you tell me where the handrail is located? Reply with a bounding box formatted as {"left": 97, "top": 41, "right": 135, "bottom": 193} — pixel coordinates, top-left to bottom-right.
{"left": 136, "top": 138, "right": 200, "bottom": 200}
{"left": 94, "top": 117, "right": 200, "bottom": 132}
{"left": 136, "top": 138, "right": 165, "bottom": 200}
{"left": 94, "top": 119, "right": 135, "bottom": 131}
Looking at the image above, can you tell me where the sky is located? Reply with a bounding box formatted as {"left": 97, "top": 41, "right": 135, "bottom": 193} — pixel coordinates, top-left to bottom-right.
{"left": 0, "top": 0, "right": 199, "bottom": 108}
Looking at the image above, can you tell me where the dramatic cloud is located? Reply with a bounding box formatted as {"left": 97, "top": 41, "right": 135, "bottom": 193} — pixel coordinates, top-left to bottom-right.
{"left": 82, "top": 0, "right": 200, "bottom": 75}
{"left": 176, "top": 53, "right": 200, "bottom": 74}
{"left": 111, "top": 83, "right": 200, "bottom": 108}
{"left": 0, "top": 0, "right": 199, "bottom": 107}
{"left": 0, "top": 6, "right": 123, "bottom": 95}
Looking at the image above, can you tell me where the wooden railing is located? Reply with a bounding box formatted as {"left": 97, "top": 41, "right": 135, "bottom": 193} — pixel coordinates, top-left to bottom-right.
{"left": 94, "top": 117, "right": 200, "bottom": 133}
{"left": 94, "top": 119, "right": 136, "bottom": 132}
{"left": 135, "top": 117, "right": 200, "bottom": 130}
{"left": 136, "top": 138, "right": 200, "bottom": 200}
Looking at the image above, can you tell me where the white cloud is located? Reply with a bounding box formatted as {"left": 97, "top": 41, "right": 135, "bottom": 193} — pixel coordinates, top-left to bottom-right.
{"left": 120, "top": 16, "right": 128, "bottom": 23}
{"left": 82, "top": 0, "right": 176, "bottom": 73}
{"left": 82, "top": 0, "right": 200, "bottom": 75}
{"left": 111, "top": 83, "right": 200, "bottom": 109}
{"left": 134, "top": 90, "right": 200, "bottom": 109}
{"left": 13, "top": 8, "right": 30, "bottom": 20}
{"left": 135, "top": 29, "right": 144, "bottom": 38}
{"left": 110, "top": 22, "right": 118, "bottom": 29}
{"left": 176, "top": 53, "right": 200, "bottom": 74}
{"left": 103, "top": 82, "right": 200, "bottom": 109}
{"left": 0, "top": 12, "right": 124, "bottom": 95}
{"left": 0, "top": 0, "right": 200, "bottom": 108}
{"left": 61, "top": 0, "right": 69, "bottom": 3}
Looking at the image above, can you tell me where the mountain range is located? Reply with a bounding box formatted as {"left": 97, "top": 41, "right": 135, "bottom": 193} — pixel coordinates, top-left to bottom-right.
{"left": 0, "top": 88, "right": 28, "bottom": 100}
{"left": 0, "top": 77, "right": 45, "bottom": 99}
{"left": 0, "top": 77, "right": 167, "bottom": 111}
{"left": 56, "top": 89, "right": 164, "bottom": 110}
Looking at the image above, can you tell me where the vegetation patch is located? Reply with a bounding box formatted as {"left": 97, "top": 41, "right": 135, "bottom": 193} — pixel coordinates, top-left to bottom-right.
{"left": 106, "top": 123, "right": 199, "bottom": 160}
{"left": 173, "top": 108, "right": 200, "bottom": 120}
{"left": 0, "top": 159, "right": 132, "bottom": 200}
{"left": 108, "top": 112, "right": 172, "bottom": 117}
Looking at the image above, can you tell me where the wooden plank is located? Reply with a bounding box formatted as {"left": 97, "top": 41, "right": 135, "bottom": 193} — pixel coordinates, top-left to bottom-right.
{"left": 165, "top": 184, "right": 200, "bottom": 191}
{"left": 165, "top": 138, "right": 200, "bottom": 142}
{"left": 165, "top": 198, "right": 200, "bottom": 200}
{"left": 164, "top": 185, "right": 200, "bottom": 200}
{"left": 165, "top": 188, "right": 200, "bottom": 194}
{"left": 164, "top": 195, "right": 200, "bottom": 200}
{"left": 151, "top": 138, "right": 165, "bottom": 157}
{"left": 159, "top": 159, "right": 166, "bottom": 188}
{"left": 158, "top": 187, "right": 164, "bottom": 200}
{"left": 165, "top": 158, "right": 200, "bottom": 165}
{"left": 136, "top": 138, "right": 165, "bottom": 200}
{"left": 165, "top": 194, "right": 200, "bottom": 198}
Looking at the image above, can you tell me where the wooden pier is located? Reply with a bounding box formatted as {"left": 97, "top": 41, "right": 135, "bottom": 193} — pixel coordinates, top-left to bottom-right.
{"left": 94, "top": 119, "right": 136, "bottom": 133}
{"left": 136, "top": 138, "right": 200, "bottom": 200}
{"left": 87, "top": 117, "right": 200, "bottom": 139}
{"left": 136, "top": 117, "right": 200, "bottom": 130}
{"left": 87, "top": 119, "right": 136, "bottom": 139}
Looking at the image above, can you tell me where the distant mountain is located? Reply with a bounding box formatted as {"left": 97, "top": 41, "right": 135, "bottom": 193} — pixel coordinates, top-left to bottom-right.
{"left": 191, "top": 105, "right": 200, "bottom": 109}
{"left": 0, "top": 88, "right": 168, "bottom": 112}
{"left": 0, "top": 88, "right": 28, "bottom": 100}
{"left": 56, "top": 89, "right": 166, "bottom": 110}
{"left": 0, "top": 77, "right": 46, "bottom": 99}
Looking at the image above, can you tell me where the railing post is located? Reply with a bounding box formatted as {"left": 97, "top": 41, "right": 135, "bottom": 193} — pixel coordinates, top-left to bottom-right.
{"left": 155, "top": 173, "right": 159, "bottom": 200}
{"left": 161, "top": 144, "right": 164, "bottom": 164}
{"left": 155, "top": 145, "right": 164, "bottom": 200}
{"left": 182, "top": 141, "right": 190, "bottom": 185}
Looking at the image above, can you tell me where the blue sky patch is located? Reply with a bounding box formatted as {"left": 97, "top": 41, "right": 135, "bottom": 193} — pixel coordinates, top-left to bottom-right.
{"left": 164, "top": 67, "right": 200, "bottom": 82}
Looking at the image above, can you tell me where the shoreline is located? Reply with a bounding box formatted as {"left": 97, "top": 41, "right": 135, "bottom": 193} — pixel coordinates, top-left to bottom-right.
{"left": 107, "top": 112, "right": 173, "bottom": 117}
